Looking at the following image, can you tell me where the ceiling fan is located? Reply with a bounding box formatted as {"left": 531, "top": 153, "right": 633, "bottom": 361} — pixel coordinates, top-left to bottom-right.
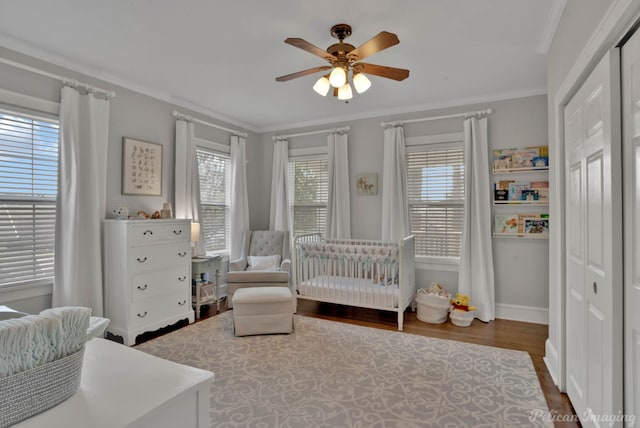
{"left": 275, "top": 23, "right": 409, "bottom": 101}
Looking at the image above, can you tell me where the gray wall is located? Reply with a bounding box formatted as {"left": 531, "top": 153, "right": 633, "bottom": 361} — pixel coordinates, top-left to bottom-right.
{"left": 253, "top": 95, "right": 549, "bottom": 311}
{"left": 0, "top": 45, "right": 549, "bottom": 317}
{"left": 0, "top": 46, "right": 255, "bottom": 311}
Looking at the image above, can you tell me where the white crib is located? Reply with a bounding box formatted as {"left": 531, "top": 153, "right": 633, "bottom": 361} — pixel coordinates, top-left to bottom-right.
{"left": 292, "top": 234, "right": 416, "bottom": 331}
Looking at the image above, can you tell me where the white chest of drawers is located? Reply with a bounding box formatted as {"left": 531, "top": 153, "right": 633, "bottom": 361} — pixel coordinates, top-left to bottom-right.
{"left": 103, "top": 219, "right": 194, "bottom": 345}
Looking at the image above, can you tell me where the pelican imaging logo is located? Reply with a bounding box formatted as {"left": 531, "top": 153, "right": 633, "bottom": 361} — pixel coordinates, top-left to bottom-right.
{"left": 529, "top": 409, "right": 636, "bottom": 426}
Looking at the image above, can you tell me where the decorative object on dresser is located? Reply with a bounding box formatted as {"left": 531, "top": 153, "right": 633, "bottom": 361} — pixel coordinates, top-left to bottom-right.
{"left": 121, "top": 137, "right": 163, "bottom": 196}
{"left": 103, "top": 219, "right": 193, "bottom": 346}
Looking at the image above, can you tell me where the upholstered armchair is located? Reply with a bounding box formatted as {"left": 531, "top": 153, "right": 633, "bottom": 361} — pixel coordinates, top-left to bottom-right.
{"left": 226, "top": 230, "right": 291, "bottom": 308}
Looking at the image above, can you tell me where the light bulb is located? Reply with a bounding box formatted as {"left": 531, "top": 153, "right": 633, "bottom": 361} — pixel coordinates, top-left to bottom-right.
{"left": 337, "top": 83, "right": 353, "bottom": 100}
{"left": 353, "top": 72, "right": 371, "bottom": 93}
{"left": 329, "top": 67, "right": 347, "bottom": 88}
{"left": 312, "top": 76, "right": 330, "bottom": 96}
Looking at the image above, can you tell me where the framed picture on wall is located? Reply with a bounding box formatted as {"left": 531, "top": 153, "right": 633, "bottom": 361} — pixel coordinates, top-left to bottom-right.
{"left": 355, "top": 173, "right": 378, "bottom": 196}
{"left": 122, "top": 137, "right": 162, "bottom": 196}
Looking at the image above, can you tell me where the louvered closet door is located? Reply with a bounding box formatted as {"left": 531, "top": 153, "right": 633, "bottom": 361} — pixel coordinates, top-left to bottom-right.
{"left": 622, "top": 28, "right": 640, "bottom": 423}
{"left": 563, "top": 50, "right": 623, "bottom": 426}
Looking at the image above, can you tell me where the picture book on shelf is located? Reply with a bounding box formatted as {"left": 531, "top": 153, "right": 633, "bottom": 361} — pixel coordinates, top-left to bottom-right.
{"left": 511, "top": 148, "right": 540, "bottom": 169}
{"left": 523, "top": 218, "right": 550, "bottom": 236}
{"left": 492, "top": 146, "right": 549, "bottom": 171}
{"left": 521, "top": 189, "right": 539, "bottom": 201}
{"left": 508, "top": 182, "right": 530, "bottom": 200}
{"left": 494, "top": 214, "right": 519, "bottom": 234}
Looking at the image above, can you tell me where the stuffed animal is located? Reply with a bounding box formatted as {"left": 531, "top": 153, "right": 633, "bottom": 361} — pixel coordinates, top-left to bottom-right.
{"left": 451, "top": 293, "right": 477, "bottom": 312}
{"left": 112, "top": 206, "right": 129, "bottom": 220}
{"left": 426, "top": 282, "right": 451, "bottom": 298}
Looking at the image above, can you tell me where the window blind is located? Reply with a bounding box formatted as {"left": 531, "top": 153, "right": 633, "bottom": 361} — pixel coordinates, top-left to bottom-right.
{"left": 0, "top": 112, "right": 58, "bottom": 288}
{"left": 197, "top": 148, "right": 230, "bottom": 253}
{"left": 288, "top": 158, "right": 328, "bottom": 237}
{"left": 407, "top": 146, "right": 464, "bottom": 257}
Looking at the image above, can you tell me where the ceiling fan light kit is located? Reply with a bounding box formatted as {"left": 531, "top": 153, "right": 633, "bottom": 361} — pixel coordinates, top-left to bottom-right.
{"left": 312, "top": 75, "right": 331, "bottom": 96}
{"left": 276, "top": 23, "right": 409, "bottom": 101}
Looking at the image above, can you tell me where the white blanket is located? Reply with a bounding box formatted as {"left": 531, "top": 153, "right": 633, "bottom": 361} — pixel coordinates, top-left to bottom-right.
{"left": 0, "top": 307, "right": 91, "bottom": 377}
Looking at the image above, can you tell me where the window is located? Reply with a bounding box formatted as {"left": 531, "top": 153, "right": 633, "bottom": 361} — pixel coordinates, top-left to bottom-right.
{"left": 407, "top": 141, "right": 464, "bottom": 258}
{"left": 288, "top": 157, "right": 328, "bottom": 237}
{"left": 196, "top": 147, "right": 230, "bottom": 254}
{"left": 0, "top": 110, "right": 59, "bottom": 289}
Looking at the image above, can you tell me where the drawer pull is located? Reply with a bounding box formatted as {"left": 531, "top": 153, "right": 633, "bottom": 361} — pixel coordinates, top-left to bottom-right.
{"left": 137, "top": 284, "right": 148, "bottom": 291}
{"left": 173, "top": 230, "right": 183, "bottom": 235}
{"left": 136, "top": 257, "right": 148, "bottom": 263}
{"left": 178, "top": 300, "right": 187, "bottom": 306}
{"left": 178, "top": 275, "right": 187, "bottom": 282}
{"left": 143, "top": 230, "right": 153, "bottom": 236}
{"left": 137, "top": 311, "right": 148, "bottom": 318}
{"left": 178, "top": 251, "right": 187, "bottom": 257}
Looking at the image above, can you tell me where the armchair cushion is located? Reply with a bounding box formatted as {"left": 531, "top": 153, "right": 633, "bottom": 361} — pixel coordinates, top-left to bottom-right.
{"left": 247, "top": 255, "right": 281, "bottom": 271}
{"left": 227, "top": 270, "right": 290, "bottom": 283}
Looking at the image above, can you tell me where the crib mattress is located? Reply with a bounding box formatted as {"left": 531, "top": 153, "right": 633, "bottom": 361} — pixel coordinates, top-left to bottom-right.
{"left": 298, "top": 275, "right": 399, "bottom": 308}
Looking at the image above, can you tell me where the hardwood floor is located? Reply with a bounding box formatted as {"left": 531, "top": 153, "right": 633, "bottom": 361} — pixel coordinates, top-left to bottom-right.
{"left": 140, "top": 299, "right": 580, "bottom": 427}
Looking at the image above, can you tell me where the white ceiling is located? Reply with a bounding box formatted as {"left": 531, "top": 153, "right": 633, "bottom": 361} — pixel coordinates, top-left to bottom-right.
{"left": 0, "top": 1, "right": 562, "bottom": 132}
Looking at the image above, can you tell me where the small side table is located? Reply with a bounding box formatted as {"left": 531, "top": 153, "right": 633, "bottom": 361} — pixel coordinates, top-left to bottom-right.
{"left": 191, "top": 256, "right": 222, "bottom": 318}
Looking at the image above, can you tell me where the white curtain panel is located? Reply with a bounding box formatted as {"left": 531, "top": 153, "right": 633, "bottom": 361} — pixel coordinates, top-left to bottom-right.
{"left": 269, "top": 139, "right": 290, "bottom": 232}
{"left": 230, "top": 134, "right": 250, "bottom": 260}
{"left": 459, "top": 115, "right": 495, "bottom": 322}
{"left": 381, "top": 126, "right": 410, "bottom": 242}
{"left": 54, "top": 85, "right": 109, "bottom": 316}
{"left": 174, "top": 119, "right": 205, "bottom": 255}
{"left": 326, "top": 131, "right": 351, "bottom": 239}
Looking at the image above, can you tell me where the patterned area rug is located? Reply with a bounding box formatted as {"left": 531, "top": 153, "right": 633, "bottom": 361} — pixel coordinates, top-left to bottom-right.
{"left": 136, "top": 312, "right": 551, "bottom": 427}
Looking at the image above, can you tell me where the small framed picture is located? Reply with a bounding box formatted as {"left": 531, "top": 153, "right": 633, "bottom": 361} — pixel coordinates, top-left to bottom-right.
{"left": 122, "top": 137, "right": 162, "bottom": 196}
{"left": 355, "top": 173, "right": 378, "bottom": 196}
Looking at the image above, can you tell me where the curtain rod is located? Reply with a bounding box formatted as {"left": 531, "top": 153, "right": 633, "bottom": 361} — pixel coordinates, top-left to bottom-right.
{"left": 172, "top": 110, "right": 248, "bottom": 138}
{"left": 380, "top": 108, "right": 493, "bottom": 128}
{"left": 272, "top": 126, "right": 350, "bottom": 141}
{"left": 0, "top": 57, "right": 116, "bottom": 98}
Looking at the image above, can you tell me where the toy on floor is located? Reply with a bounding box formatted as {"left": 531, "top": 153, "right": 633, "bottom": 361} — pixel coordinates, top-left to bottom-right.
{"left": 451, "top": 293, "right": 476, "bottom": 312}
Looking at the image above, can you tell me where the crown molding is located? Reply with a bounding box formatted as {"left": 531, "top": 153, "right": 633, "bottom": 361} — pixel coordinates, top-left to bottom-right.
{"left": 0, "top": 35, "right": 260, "bottom": 133}
{"left": 260, "top": 86, "right": 547, "bottom": 133}
{"left": 538, "top": 0, "right": 567, "bottom": 54}
{"left": 0, "top": 34, "right": 546, "bottom": 136}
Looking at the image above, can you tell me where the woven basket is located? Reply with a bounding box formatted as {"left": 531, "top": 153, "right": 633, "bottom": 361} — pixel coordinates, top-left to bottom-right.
{"left": 0, "top": 347, "right": 84, "bottom": 427}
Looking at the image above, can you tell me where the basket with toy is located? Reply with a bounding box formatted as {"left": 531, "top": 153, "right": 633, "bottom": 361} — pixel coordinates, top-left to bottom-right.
{"left": 416, "top": 283, "right": 452, "bottom": 324}
{"left": 449, "top": 293, "right": 476, "bottom": 327}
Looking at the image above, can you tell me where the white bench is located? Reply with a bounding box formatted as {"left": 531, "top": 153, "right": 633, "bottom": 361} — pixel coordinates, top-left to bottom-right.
{"left": 232, "top": 286, "right": 294, "bottom": 336}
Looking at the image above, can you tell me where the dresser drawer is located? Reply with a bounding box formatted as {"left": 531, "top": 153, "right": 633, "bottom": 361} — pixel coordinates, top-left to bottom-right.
{"left": 129, "top": 243, "right": 190, "bottom": 271}
{"left": 129, "top": 223, "right": 189, "bottom": 246}
{"left": 130, "top": 293, "right": 191, "bottom": 329}
{"left": 131, "top": 267, "right": 190, "bottom": 302}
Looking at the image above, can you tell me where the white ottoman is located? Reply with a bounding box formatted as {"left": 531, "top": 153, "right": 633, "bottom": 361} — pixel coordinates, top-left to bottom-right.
{"left": 232, "top": 286, "right": 294, "bottom": 336}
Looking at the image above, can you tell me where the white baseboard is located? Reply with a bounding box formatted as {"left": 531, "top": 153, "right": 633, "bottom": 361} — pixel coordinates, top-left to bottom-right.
{"left": 543, "top": 338, "right": 561, "bottom": 388}
{"left": 495, "top": 303, "right": 548, "bottom": 324}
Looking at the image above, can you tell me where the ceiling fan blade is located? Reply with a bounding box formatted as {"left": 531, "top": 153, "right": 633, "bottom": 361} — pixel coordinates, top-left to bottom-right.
{"left": 357, "top": 63, "right": 410, "bottom": 81}
{"left": 348, "top": 31, "right": 400, "bottom": 61}
{"left": 284, "top": 38, "right": 337, "bottom": 62}
{"left": 275, "top": 66, "right": 331, "bottom": 82}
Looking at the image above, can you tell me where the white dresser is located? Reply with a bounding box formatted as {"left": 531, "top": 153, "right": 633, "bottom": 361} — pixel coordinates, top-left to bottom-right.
{"left": 103, "top": 219, "right": 194, "bottom": 345}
